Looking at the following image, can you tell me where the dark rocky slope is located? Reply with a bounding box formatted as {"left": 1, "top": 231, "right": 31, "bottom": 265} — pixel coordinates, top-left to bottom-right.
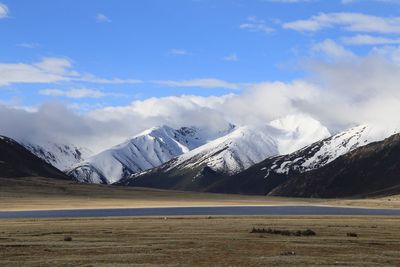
{"left": 0, "top": 136, "right": 69, "bottom": 179}
{"left": 270, "top": 133, "right": 400, "bottom": 198}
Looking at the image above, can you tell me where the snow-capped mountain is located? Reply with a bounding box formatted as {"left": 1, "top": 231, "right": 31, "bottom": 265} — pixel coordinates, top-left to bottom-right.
{"left": 68, "top": 125, "right": 223, "bottom": 184}
{"left": 262, "top": 123, "right": 400, "bottom": 177}
{"left": 162, "top": 114, "right": 329, "bottom": 175}
{"left": 269, "top": 132, "right": 400, "bottom": 198}
{"left": 119, "top": 115, "right": 330, "bottom": 190}
{"left": 206, "top": 123, "right": 400, "bottom": 195}
{"left": 18, "top": 140, "right": 91, "bottom": 172}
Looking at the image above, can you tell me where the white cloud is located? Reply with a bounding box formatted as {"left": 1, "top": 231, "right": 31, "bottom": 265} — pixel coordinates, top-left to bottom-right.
{"left": 169, "top": 49, "right": 191, "bottom": 56}
{"left": 223, "top": 54, "right": 239, "bottom": 62}
{"left": 77, "top": 74, "right": 143, "bottom": 84}
{"left": 341, "top": 0, "right": 357, "bottom": 4}
{"left": 240, "top": 16, "right": 274, "bottom": 33}
{"left": 300, "top": 46, "right": 400, "bottom": 130}
{"left": 96, "top": 13, "right": 111, "bottom": 23}
{"left": 269, "top": 0, "right": 315, "bottom": 3}
{"left": 0, "top": 3, "right": 8, "bottom": 19}
{"left": 0, "top": 58, "right": 142, "bottom": 87}
{"left": 342, "top": 0, "right": 400, "bottom": 4}
{"left": 3, "top": 43, "right": 400, "bottom": 154}
{"left": 16, "top": 43, "right": 39, "bottom": 49}
{"left": 3, "top": 46, "right": 400, "bottom": 153}
{"left": 371, "top": 45, "right": 400, "bottom": 64}
{"left": 283, "top": 12, "right": 400, "bottom": 34}
{"left": 378, "top": 0, "right": 400, "bottom": 3}
{"left": 312, "top": 39, "right": 355, "bottom": 59}
{"left": 153, "top": 78, "right": 241, "bottom": 90}
{"left": 342, "top": 34, "right": 400, "bottom": 45}
{"left": 38, "top": 88, "right": 126, "bottom": 99}
{"left": 0, "top": 58, "right": 77, "bottom": 86}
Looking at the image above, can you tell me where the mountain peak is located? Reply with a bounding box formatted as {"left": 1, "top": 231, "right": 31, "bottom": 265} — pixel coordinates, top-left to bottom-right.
{"left": 68, "top": 125, "right": 211, "bottom": 184}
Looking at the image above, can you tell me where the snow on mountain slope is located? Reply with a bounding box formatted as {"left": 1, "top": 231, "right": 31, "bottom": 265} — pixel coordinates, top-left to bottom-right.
{"left": 68, "top": 125, "right": 218, "bottom": 184}
{"left": 19, "top": 141, "right": 91, "bottom": 171}
{"left": 139, "top": 114, "right": 331, "bottom": 177}
{"left": 168, "top": 125, "right": 281, "bottom": 175}
{"left": 264, "top": 123, "right": 400, "bottom": 177}
{"left": 269, "top": 114, "right": 332, "bottom": 154}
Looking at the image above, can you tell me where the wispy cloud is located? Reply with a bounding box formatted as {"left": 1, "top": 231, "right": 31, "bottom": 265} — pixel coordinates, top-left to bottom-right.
{"left": 0, "top": 58, "right": 142, "bottom": 87}
{"left": 342, "top": 0, "right": 400, "bottom": 4}
{"left": 153, "top": 78, "right": 241, "bottom": 90}
{"left": 341, "top": 0, "right": 357, "bottom": 3}
{"left": 283, "top": 12, "right": 400, "bottom": 34}
{"left": 169, "top": 49, "right": 191, "bottom": 56}
{"left": 0, "top": 58, "right": 77, "bottom": 86}
{"left": 39, "top": 88, "right": 126, "bottom": 99}
{"left": 0, "top": 3, "right": 9, "bottom": 19}
{"left": 16, "top": 43, "right": 39, "bottom": 49}
{"left": 96, "top": 13, "right": 111, "bottom": 23}
{"left": 342, "top": 34, "right": 400, "bottom": 45}
{"left": 77, "top": 74, "right": 143, "bottom": 84}
{"left": 240, "top": 16, "right": 274, "bottom": 33}
{"left": 223, "top": 54, "right": 239, "bottom": 62}
{"left": 312, "top": 39, "right": 355, "bottom": 60}
{"left": 268, "top": 0, "right": 316, "bottom": 3}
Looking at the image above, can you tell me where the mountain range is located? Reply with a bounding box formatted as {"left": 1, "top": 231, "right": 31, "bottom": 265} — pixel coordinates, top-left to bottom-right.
{"left": 2, "top": 114, "right": 400, "bottom": 198}
{"left": 67, "top": 125, "right": 233, "bottom": 184}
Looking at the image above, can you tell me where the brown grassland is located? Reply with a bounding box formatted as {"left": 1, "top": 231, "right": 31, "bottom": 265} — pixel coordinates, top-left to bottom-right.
{"left": 1, "top": 216, "right": 400, "bottom": 266}
{"left": 1, "top": 177, "right": 400, "bottom": 266}
{"left": 2, "top": 176, "right": 400, "bottom": 211}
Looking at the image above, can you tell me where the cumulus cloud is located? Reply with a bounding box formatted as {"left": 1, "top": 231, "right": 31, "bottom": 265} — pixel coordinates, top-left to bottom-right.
{"left": 299, "top": 45, "right": 400, "bottom": 130}
{"left": 283, "top": 12, "right": 400, "bottom": 34}
{"left": 2, "top": 45, "right": 400, "bottom": 154}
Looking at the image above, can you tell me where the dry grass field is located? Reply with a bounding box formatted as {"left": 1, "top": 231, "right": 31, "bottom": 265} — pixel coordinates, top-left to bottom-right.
{"left": 2, "top": 176, "right": 400, "bottom": 211}
{"left": 1, "top": 216, "right": 400, "bottom": 266}
{"left": 0, "top": 176, "right": 316, "bottom": 211}
{"left": 2, "top": 177, "right": 400, "bottom": 266}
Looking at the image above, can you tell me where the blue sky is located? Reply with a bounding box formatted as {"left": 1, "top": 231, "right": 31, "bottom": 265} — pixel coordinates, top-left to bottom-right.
{"left": 1, "top": 0, "right": 400, "bottom": 111}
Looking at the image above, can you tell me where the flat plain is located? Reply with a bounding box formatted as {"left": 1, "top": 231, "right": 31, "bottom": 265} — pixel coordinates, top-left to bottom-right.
{"left": 2, "top": 177, "right": 400, "bottom": 266}
{"left": 2, "top": 176, "right": 400, "bottom": 211}
{"left": 1, "top": 216, "right": 400, "bottom": 266}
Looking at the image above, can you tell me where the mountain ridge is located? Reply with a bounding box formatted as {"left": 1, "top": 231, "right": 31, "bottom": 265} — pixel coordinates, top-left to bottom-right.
{"left": 68, "top": 125, "right": 224, "bottom": 184}
{"left": 119, "top": 115, "right": 330, "bottom": 191}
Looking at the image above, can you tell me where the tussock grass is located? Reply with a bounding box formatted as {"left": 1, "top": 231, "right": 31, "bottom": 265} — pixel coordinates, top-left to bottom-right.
{"left": 250, "top": 227, "right": 316, "bottom": 236}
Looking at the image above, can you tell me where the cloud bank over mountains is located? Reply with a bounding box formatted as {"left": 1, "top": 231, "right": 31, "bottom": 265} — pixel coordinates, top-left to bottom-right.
{"left": 2, "top": 43, "right": 400, "bottom": 153}
{"left": 2, "top": 6, "right": 400, "bottom": 153}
